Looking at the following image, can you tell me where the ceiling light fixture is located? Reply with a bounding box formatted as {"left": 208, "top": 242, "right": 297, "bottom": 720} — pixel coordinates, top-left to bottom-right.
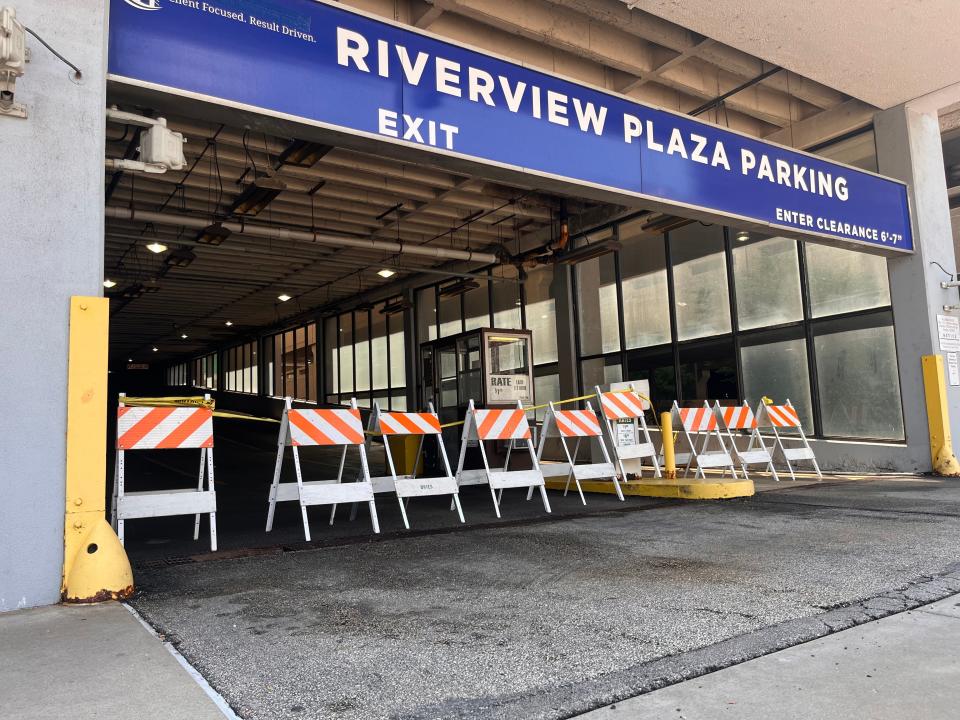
{"left": 145, "top": 241, "right": 168, "bottom": 254}
{"left": 195, "top": 222, "right": 232, "bottom": 246}
{"left": 556, "top": 239, "right": 622, "bottom": 265}
{"left": 377, "top": 268, "right": 396, "bottom": 278}
{"left": 230, "top": 175, "right": 287, "bottom": 216}
{"left": 277, "top": 139, "right": 332, "bottom": 168}
{"left": 380, "top": 298, "right": 412, "bottom": 315}
{"left": 152, "top": 347, "right": 158, "bottom": 352}
{"left": 225, "top": 320, "right": 233, "bottom": 326}
{"left": 277, "top": 293, "right": 292, "bottom": 302}
{"left": 439, "top": 278, "right": 480, "bottom": 297}
{"left": 103, "top": 279, "right": 117, "bottom": 288}
{"left": 165, "top": 247, "right": 197, "bottom": 267}
{"left": 180, "top": 333, "right": 188, "bottom": 339}
{"left": 120, "top": 283, "right": 145, "bottom": 299}
{"left": 735, "top": 230, "right": 750, "bottom": 242}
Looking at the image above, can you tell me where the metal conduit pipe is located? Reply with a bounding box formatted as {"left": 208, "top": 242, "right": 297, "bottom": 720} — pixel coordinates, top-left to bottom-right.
{"left": 104, "top": 207, "right": 501, "bottom": 264}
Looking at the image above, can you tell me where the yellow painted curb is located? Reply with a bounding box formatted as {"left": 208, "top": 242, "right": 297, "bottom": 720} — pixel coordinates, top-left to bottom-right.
{"left": 544, "top": 478, "right": 755, "bottom": 499}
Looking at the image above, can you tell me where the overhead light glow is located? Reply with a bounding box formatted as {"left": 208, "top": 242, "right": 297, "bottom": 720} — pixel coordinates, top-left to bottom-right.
{"left": 735, "top": 230, "right": 750, "bottom": 242}
{"left": 377, "top": 268, "right": 396, "bottom": 278}
{"left": 225, "top": 320, "right": 233, "bottom": 326}
{"left": 180, "top": 333, "right": 188, "bottom": 339}
{"left": 151, "top": 347, "right": 158, "bottom": 352}
{"left": 103, "top": 279, "right": 117, "bottom": 288}
{"left": 146, "top": 241, "right": 168, "bottom": 254}
{"left": 277, "top": 293, "right": 292, "bottom": 302}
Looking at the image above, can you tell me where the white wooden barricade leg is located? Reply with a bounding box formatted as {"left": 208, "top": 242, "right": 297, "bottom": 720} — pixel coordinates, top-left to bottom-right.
{"left": 365, "top": 401, "right": 464, "bottom": 530}
{"left": 535, "top": 401, "right": 623, "bottom": 504}
{"left": 672, "top": 401, "right": 737, "bottom": 480}
{"left": 596, "top": 385, "right": 661, "bottom": 481}
{"left": 265, "top": 397, "right": 379, "bottom": 540}
{"left": 714, "top": 402, "right": 778, "bottom": 481}
{"left": 758, "top": 400, "right": 822, "bottom": 481}
{"left": 111, "top": 394, "right": 218, "bottom": 550}
{"left": 455, "top": 399, "right": 550, "bottom": 518}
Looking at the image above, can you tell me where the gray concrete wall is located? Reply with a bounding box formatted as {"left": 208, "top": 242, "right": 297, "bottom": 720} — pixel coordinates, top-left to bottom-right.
{"left": 875, "top": 104, "right": 960, "bottom": 473}
{"left": 0, "top": 1, "right": 107, "bottom": 610}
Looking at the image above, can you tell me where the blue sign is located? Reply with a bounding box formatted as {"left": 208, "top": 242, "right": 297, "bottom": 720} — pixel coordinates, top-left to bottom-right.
{"left": 108, "top": 0, "right": 913, "bottom": 252}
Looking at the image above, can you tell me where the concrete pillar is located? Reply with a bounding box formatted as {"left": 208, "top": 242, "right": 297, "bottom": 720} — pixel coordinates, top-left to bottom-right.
{"left": 553, "top": 265, "right": 579, "bottom": 399}
{"left": 0, "top": 1, "right": 107, "bottom": 610}
{"left": 876, "top": 103, "right": 960, "bottom": 471}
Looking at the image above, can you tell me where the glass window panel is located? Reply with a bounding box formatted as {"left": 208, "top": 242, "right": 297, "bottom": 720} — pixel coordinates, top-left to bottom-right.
{"left": 581, "top": 356, "right": 622, "bottom": 392}
{"left": 524, "top": 264, "right": 558, "bottom": 364}
{"left": 390, "top": 393, "right": 407, "bottom": 411}
{"left": 371, "top": 305, "right": 389, "bottom": 391}
{"left": 283, "top": 331, "right": 296, "bottom": 398}
{"left": 438, "top": 291, "right": 461, "bottom": 338}
{"left": 576, "top": 251, "right": 620, "bottom": 355}
{"left": 324, "top": 316, "right": 338, "bottom": 397}
{"left": 625, "top": 347, "right": 676, "bottom": 416}
{"left": 491, "top": 265, "right": 522, "bottom": 329}
{"left": 306, "top": 324, "right": 317, "bottom": 403}
{"left": 417, "top": 287, "right": 437, "bottom": 344}
{"left": 814, "top": 320, "right": 904, "bottom": 439}
{"left": 354, "top": 311, "right": 370, "bottom": 394}
{"left": 532, "top": 371, "right": 560, "bottom": 423}
{"left": 619, "top": 221, "right": 670, "bottom": 349}
{"left": 732, "top": 233, "right": 804, "bottom": 330}
{"left": 678, "top": 340, "right": 737, "bottom": 404}
{"left": 389, "top": 311, "right": 406, "bottom": 392}
{"left": 463, "top": 277, "right": 490, "bottom": 332}
{"left": 671, "top": 224, "right": 731, "bottom": 341}
{"left": 806, "top": 244, "right": 890, "bottom": 317}
{"left": 272, "top": 336, "right": 282, "bottom": 396}
{"left": 740, "top": 334, "right": 813, "bottom": 430}
{"left": 250, "top": 342, "right": 259, "bottom": 395}
{"left": 339, "top": 314, "right": 354, "bottom": 394}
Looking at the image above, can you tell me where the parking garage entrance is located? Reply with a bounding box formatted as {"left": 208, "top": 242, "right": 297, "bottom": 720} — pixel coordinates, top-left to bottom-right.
{"left": 102, "top": 0, "right": 914, "bottom": 562}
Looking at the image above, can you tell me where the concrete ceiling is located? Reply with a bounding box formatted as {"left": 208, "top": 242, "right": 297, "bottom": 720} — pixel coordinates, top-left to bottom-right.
{"left": 627, "top": 0, "right": 960, "bottom": 109}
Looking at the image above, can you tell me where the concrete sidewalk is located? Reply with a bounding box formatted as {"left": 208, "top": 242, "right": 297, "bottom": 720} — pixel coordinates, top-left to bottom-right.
{"left": 580, "top": 593, "right": 960, "bottom": 719}
{"left": 0, "top": 602, "right": 228, "bottom": 720}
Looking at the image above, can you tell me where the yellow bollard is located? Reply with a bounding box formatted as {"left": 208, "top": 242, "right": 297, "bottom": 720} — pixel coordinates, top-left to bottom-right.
{"left": 660, "top": 411, "right": 677, "bottom": 480}
{"left": 921, "top": 355, "right": 960, "bottom": 476}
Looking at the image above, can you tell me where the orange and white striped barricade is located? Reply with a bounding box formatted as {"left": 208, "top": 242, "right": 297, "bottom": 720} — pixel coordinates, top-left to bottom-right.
{"left": 671, "top": 401, "right": 738, "bottom": 479}
{"left": 714, "top": 402, "right": 778, "bottom": 481}
{"left": 365, "top": 401, "right": 464, "bottom": 529}
{"left": 596, "top": 384, "right": 661, "bottom": 481}
{"left": 535, "top": 401, "right": 622, "bottom": 504}
{"left": 756, "top": 400, "right": 822, "bottom": 481}
{"left": 265, "top": 397, "right": 379, "bottom": 540}
{"left": 110, "top": 394, "right": 218, "bottom": 550}
{"left": 455, "top": 399, "right": 550, "bottom": 518}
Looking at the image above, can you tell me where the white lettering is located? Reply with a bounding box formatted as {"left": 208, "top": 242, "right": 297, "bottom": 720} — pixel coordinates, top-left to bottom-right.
{"left": 435, "top": 57, "right": 462, "bottom": 96}
{"left": 666, "top": 128, "right": 687, "bottom": 158}
{"left": 757, "top": 155, "right": 775, "bottom": 182}
{"left": 572, "top": 98, "right": 607, "bottom": 135}
{"left": 711, "top": 142, "right": 730, "bottom": 170}
{"left": 740, "top": 148, "right": 756, "bottom": 175}
{"left": 547, "top": 90, "right": 569, "bottom": 126}
{"left": 468, "top": 67, "right": 496, "bottom": 106}
{"left": 499, "top": 76, "right": 527, "bottom": 113}
{"left": 623, "top": 113, "right": 642, "bottom": 144}
{"left": 402, "top": 114, "right": 424, "bottom": 142}
{"left": 836, "top": 177, "right": 849, "bottom": 201}
{"left": 439, "top": 122, "right": 459, "bottom": 149}
{"left": 646, "top": 120, "right": 663, "bottom": 152}
{"left": 337, "top": 27, "right": 369, "bottom": 72}
{"left": 378, "top": 108, "right": 398, "bottom": 137}
{"left": 690, "top": 134, "right": 708, "bottom": 164}
{"left": 396, "top": 45, "right": 429, "bottom": 86}
{"left": 377, "top": 39, "right": 389, "bottom": 77}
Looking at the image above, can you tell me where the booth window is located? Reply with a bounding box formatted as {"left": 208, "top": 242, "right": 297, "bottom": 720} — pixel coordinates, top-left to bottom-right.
{"left": 576, "top": 231, "right": 621, "bottom": 356}
{"left": 732, "top": 234, "right": 804, "bottom": 330}
{"left": 525, "top": 264, "right": 559, "bottom": 365}
{"left": 670, "top": 223, "right": 732, "bottom": 341}
{"left": 813, "top": 313, "right": 904, "bottom": 440}
{"left": 678, "top": 339, "right": 737, "bottom": 404}
{"left": 223, "top": 341, "right": 258, "bottom": 394}
{"left": 619, "top": 219, "right": 671, "bottom": 349}
{"left": 491, "top": 264, "right": 522, "bottom": 329}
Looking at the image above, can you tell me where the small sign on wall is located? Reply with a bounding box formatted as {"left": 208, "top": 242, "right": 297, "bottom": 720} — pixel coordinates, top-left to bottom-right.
{"left": 937, "top": 314, "right": 960, "bottom": 352}
{"left": 948, "top": 352, "right": 960, "bottom": 387}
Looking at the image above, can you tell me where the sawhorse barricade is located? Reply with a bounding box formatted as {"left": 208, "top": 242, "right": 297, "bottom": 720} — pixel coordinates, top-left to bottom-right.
{"left": 456, "top": 399, "right": 551, "bottom": 518}
{"left": 756, "top": 400, "right": 822, "bottom": 481}
{"left": 671, "top": 401, "right": 738, "bottom": 479}
{"left": 536, "top": 401, "right": 622, "bottom": 503}
{"left": 366, "top": 402, "right": 464, "bottom": 529}
{"left": 596, "top": 385, "right": 661, "bottom": 481}
{"left": 715, "top": 402, "right": 778, "bottom": 481}
{"left": 111, "top": 394, "right": 218, "bottom": 550}
{"left": 265, "top": 397, "right": 379, "bottom": 540}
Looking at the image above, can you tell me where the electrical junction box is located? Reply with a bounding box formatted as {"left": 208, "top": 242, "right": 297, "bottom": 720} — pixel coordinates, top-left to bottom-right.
{"left": 140, "top": 119, "right": 187, "bottom": 170}
{"left": 0, "top": 7, "right": 26, "bottom": 69}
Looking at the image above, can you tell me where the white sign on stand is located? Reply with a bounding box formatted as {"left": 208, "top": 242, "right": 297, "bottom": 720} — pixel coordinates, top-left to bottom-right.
{"left": 937, "top": 315, "right": 960, "bottom": 352}
{"left": 486, "top": 374, "right": 531, "bottom": 403}
{"left": 948, "top": 352, "right": 960, "bottom": 387}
